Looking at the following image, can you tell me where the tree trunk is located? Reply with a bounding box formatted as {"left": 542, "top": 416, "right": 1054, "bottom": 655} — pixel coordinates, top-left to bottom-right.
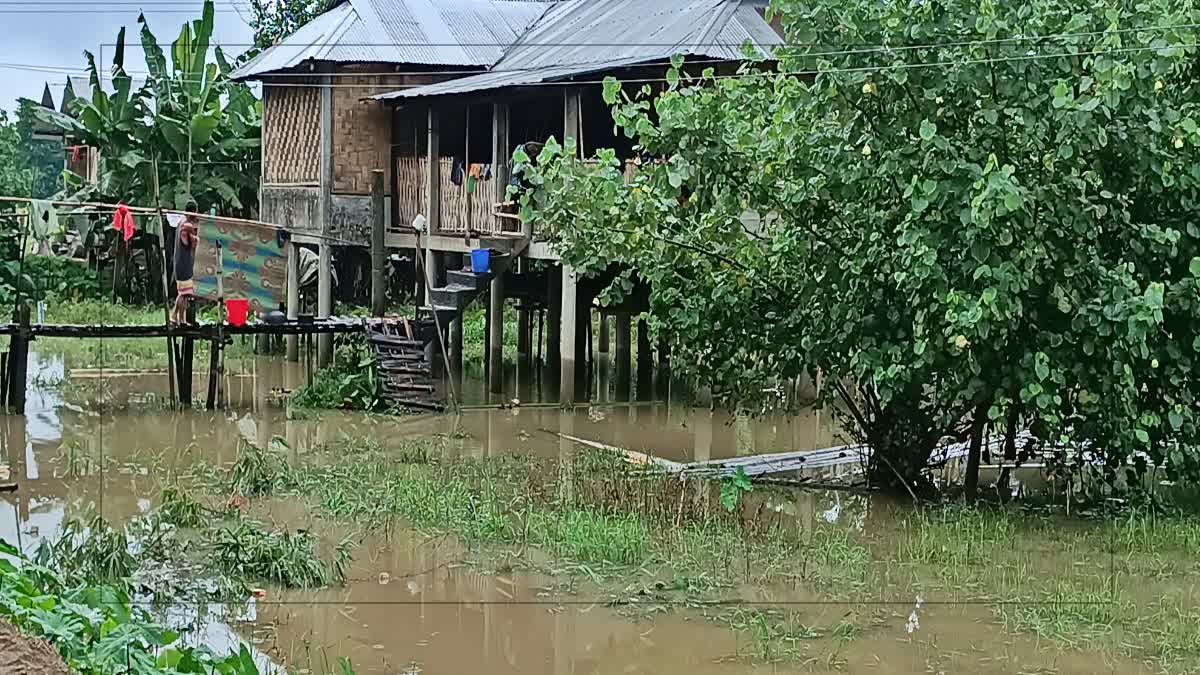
{"left": 964, "top": 402, "right": 989, "bottom": 504}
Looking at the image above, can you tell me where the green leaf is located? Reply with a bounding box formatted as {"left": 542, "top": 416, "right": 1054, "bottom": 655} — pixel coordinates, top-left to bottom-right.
{"left": 602, "top": 77, "right": 621, "bottom": 105}
{"left": 1135, "top": 428, "right": 1150, "bottom": 444}
{"left": 189, "top": 110, "right": 221, "bottom": 147}
{"left": 919, "top": 119, "right": 937, "bottom": 141}
{"left": 1035, "top": 358, "right": 1050, "bottom": 381}
{"left": 1189, "top": 257, "right": 1200, "bottom": 277}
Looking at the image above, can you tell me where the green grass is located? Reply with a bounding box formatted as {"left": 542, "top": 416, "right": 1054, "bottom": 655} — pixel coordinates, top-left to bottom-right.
{"left": 210, "top": 518, "right": 350, "bottom": 589}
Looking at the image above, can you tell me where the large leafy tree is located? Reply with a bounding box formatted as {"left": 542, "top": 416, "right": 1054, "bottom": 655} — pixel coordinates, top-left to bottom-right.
{"left": 517, "top": 0, "right": 1200, "bottom": 496}
{"left": 45, "top": 0, "right": 261, "bottom": 215}
{"left": 248, "top": 0, "right": 329, "bottom": 49}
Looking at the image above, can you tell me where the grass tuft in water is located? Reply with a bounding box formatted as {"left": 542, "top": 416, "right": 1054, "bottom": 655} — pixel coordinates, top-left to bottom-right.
{"left": 227, "top": 438, "right": 294, "bottom": 497}
{"left": 157, "top": 485, "right": 209, "bottom": 528}
{"left": 36, "top": 511, "right": 136, "bottom": 584}
{"left": 210, "top": 518, "right": 349, "bottom": 589}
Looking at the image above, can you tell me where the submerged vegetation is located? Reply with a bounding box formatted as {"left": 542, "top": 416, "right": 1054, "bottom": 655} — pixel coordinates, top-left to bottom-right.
{"left": 89, "top": 433, "right": 1194, "bottom": 672}
{"left": 211, "top": 519, "right": 351, "bottom": 589}
{"left": 0, "top": 539, "right": 271, "bottom": 674}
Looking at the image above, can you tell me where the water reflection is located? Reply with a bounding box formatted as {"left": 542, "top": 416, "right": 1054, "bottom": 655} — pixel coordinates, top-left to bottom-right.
{"left": 0, "top": 351, "right": 1141, "bottom": 675}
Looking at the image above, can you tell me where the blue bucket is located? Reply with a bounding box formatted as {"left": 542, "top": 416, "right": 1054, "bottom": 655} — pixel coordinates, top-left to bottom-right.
{"left": 470, "top": 248, "right": 491, "bottom": 274}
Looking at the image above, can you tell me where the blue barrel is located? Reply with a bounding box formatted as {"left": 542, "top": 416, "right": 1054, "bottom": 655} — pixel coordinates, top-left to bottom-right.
{"left": 471, "top": 248, "right": 491, "bottom": 274}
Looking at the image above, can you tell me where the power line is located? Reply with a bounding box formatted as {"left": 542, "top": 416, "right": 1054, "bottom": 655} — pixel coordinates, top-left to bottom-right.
{"left": 5, "top": 21, "right": 1195, "bottom": 85}
{"left": 4, "top": 25, "right": 1194, "bottom": 96}
{"left": 0, "top": 9, "right": 246, "bottom": 12}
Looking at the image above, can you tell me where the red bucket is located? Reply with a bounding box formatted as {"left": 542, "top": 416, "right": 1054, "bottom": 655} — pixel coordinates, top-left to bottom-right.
{"left": 225, "top": 298, "right": 249, "bottom": 327}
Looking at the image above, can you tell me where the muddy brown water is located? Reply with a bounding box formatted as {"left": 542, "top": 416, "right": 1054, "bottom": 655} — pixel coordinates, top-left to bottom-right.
{"left": 0, "top": 352, "right": 1150, "bottom": 674}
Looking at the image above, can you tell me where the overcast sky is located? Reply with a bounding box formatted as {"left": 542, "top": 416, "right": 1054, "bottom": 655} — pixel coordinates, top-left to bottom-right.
{"left": 0, "top": 1, "right": 254, "bottom": 113}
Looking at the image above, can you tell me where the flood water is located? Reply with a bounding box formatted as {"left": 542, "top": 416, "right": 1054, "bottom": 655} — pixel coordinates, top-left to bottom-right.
{"left": 0, "top": 352, "right": 1152, "bottom": 674}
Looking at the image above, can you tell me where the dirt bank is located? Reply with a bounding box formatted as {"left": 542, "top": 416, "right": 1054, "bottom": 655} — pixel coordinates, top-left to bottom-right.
{"left": 0, "top": 619, "right": 70, "bottom": 675}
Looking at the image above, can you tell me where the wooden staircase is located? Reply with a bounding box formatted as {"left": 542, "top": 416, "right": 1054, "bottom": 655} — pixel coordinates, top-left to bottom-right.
{"left": 365, "top": 319, "right": 441, "bottom": 411}
{"left": 420, "top": 237, "right": 529, "bottom": 338}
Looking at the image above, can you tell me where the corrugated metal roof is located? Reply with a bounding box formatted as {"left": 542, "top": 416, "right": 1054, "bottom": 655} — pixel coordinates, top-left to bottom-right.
{"left": 372, "top": 0, "right": 779, "bottom": 101}
{"left": 373, "top": 57, "right": 650, "bottom": 100}
{"left": 232, "top": 0, "right": 552, "bottom": 80}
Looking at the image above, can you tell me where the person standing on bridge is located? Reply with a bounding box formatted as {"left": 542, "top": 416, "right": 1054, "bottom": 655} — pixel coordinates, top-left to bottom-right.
{"left": 172, "top": 203, "right": 200, "bottom": 326}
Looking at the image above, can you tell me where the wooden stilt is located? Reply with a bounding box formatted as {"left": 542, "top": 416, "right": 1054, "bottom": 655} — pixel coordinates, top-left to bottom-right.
{"left": 8, "top": 306, "right": 29, "bottom": 415}
{"left": 205, "top": 336, "right": 220, "bottom": 411}
{"left": 179, "top": 301, "right": 195, "bottom": 408}
{"left": 0, "top": 351, "right": 8, "bottom": 409}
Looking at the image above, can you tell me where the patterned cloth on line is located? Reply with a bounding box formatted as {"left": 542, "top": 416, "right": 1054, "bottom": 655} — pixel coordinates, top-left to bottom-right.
{"left": 192, "top": 216, "right": 287, "bottom": 314}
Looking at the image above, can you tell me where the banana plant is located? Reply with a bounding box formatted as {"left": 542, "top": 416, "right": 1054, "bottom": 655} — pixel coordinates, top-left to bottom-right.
{"left": 37, "top": 0, "right": 260, "bottom": 215}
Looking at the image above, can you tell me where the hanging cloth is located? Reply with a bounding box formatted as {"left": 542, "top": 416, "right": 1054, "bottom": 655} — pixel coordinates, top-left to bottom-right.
{"left": 467, "top": 164, "right": 485, "bottom": 194}
{"left": 29, "top": 200, "right": 57, "bottom": 242}
{"left": 113, "top": 203, "right": 135, "bottom": 242}
{"left": 450, "top": 158, "right": 465, "bottom": 186}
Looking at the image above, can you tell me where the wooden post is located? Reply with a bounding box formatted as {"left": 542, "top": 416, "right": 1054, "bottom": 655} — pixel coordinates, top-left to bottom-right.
{"left": 488, "top": 274, "right": 505, "bottom": 394}
{"left": 0, "top": 351, "right": 8, "bottom": 409}
{"left": 422, "top": 103, "right": 443, "bottom": 370}
{"left": 179, "top": 302, "right": 195, "bottom": 408}
{"left": 465, "top": 105, "right": 472, "bottom": 235}
{"left": 558, "top": 265, "right": 578, "bottom": 404}
{"left": 563, "top": 87, "right": 582, "bottom": 159}
{"left": 450, "top": 310, "right": 464, "bottom": 375}
{"left": 423, "top": 249, "right": 443, "bottom": 367}
{"left": 317, "top": 67, "right": 334, "bottom": 368}
{"left": 426, "top": 104, "right": 441, "bottom": 235}
{"left": 636, "top": 317, "right": 653, "bottom": 400}
{"left": 557, "top": 88, "right": 584, "bottom": 403}
{"left": 151, "top": 157, "right": 178, "bottom": 405}
{"left": 285, "top": 241, "right": 299, "bottom": 361}
{"left": 205, "top": 336, "right": 220, "bottom": 411}
{"left": 614, "top": 313, "right": 631, "bottom": 401}
{"left": 493, "top": 102, "right": 512, "bottom": 233}
{"left": 370, "top": 169, "right": 386, "bottom": 317}
{"left": 546, "top": 265, "right": 561, "bottom": 369}
{"left": 7, "top": 304, "right": 29, "bottom": 414}
{"left": 597, "top": 312, "right": 609, "bottom": 354}
{"left": 207, "top": 241, "right": 225, "bottom": 410}
{"left": 517, "top": 302, "right": 531, "bottom": 357}
{"left": 317, "top": 242, "right": 333, "bottom": 367}
{"left": 656, "top": 336, "right": 671, "bottom": 393}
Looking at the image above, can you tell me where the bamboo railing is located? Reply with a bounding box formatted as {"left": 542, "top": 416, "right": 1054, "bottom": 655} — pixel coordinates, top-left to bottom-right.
{"left": 393, "top": 156, "right": 641, "bottom": 238}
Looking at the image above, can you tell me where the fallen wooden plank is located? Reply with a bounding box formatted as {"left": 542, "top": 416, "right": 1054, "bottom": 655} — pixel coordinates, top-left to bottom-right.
{"left": 549, "top": 432, "right": 685, "bottom": 471}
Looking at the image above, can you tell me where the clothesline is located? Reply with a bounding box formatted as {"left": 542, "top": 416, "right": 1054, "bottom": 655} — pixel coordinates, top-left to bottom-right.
{"left": 0, "top": 195, "right": 360, "bottom": 247}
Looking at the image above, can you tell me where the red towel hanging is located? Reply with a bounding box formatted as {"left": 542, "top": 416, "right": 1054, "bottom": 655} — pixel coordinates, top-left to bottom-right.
{"left": 113, "top": 203, "right": 135, "bottom": 242}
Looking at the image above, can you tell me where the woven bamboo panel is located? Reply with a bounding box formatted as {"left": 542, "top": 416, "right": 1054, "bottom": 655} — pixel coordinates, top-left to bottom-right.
{"left": 392, "top": 156, "right": 501, "bottom": 235}
{"left": 438, "top": 159, "right": 501, "bottom": 235}
{"left": 263, "top": 85, "right": 319, "bottom": 185}
{"left": 393, "top": 156, "right": 427, "bottom": 234}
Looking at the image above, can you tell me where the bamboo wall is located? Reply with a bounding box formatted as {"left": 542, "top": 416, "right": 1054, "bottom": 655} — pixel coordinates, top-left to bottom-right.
{"left": 262, "top": 84, "right": 321, "bottom": 185}
{"left": 392, "top": 156, "right": 506, "bottom": 236}
{"left": 392, "top": 155, "right": 639, "bottom": 238}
